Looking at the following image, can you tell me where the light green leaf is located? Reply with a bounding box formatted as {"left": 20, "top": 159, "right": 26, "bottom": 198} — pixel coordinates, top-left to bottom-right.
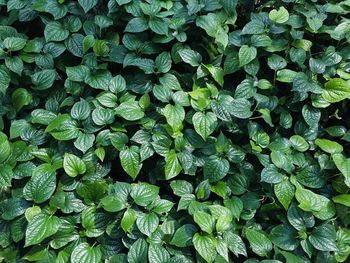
{"left": 3, "top": 37, "right": 26, "bottom": 51}
{"left": 178, "top": 49, "right": 202, "bottom": 67}
{"left": 333, "top": 153, "right": 350, "bottom": 187}
{"left": 148, "top": 244, "right": 170, "bottom": 263}
{"left": 239, "top": 45, "right": 257, "bottom": 66}
{"left": 136, "top": 212, "right": 159, "bottom": 236}
{"left": 31, "top": 69, "right": 56, "bottom": 90}
{"left": 63, "top": 153, "right": 86, "bottom": 177}
{"left": 0, "top": 66, "right": 10, "bottom": 94}
{"left": 121, "top": 208, "right": 136, "bottom": 233}
{"left": 245, "top": 228, "right": 272, "bottom": 257}
{"left": 315, "top": 138, "right": 343, "bottom": 154}
{"left": 66, "top": 65, "right": 90, "bottom": 82}
{"left": 269, "top": 7, "right": 289, "bottom": 24}
{"left": 115, "top": 101, "right": 145, "bottom": 121}
{"left": 165, "top": 150, "right": 182, "bottom": 180}
{"left": 332, "top": 194, "right": 350, "bottom": 207}
{"left": 23, "top": 165, "right": 56, "bottom": 204}
{"left": 322, "top": 78, "right": 350, "bottom": 103}
{"left": 274, "top": 179, "right": 295, "bottom": 210}
{"left": 203, "top": 156, "right": 229, "bottom": 182}
{"left": 71, "top": 243, "right": 102, "bottom": 263}
{"left": 0, "top": 164, "right": 13, "bottom": 188}
{"left": 170, "top": 224, "right": 197, "bottom": 247}
{"left": 309, "top": 224, "right": 337, "bottom": 251}
{"left": 130, "top": 182, "right": 159, "bottom": 207}
{"left": 127, "top": 239, "right": 148, "bottom": 263}
{"left": 290, "top": 135, "right": 309, "bottom": 152}
{"left": 78, "top": 0, "right": 97, "bottom": 13}
{"left": 163, "top": 104, "right": 185, "bottom": 132}
{"left": 192, "top": 112, "right": 217, "bottom": 140}
{"left": 193, "top": 211, "right": 215, "bottom": 234}
{"left": 125, "top": 17, "right": 149, "bottom": 33}
{"left": 192, "top": 233, "right": 216, "bottom": 263}
{"left": 25, "top": 213, "right": 60, "bottom": 247}
{"left": 44, "top": 22, "right": 69, "bottom": 42}
{"left": 120, "top": 146, "right": 142, "bottom": 180}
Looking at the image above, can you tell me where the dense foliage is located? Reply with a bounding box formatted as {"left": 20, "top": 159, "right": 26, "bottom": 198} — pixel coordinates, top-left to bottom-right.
{"left": 1, "top": 0, "right": 350, "bottom": 262}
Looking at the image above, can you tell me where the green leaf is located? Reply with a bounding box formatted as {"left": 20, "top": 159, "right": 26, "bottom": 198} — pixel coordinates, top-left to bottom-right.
{"left": 78, "top": 0, "right": 97, "bottom": 13}
{"left": 31, "top": 109, "right": 57, "bottom": 125}
{"left": 66, "top": 65, "right": 90, "bottom": 82}
{"left": 276, "top": 69, "right": 297, "bottom": 83}
{"left": 71, "top": 243, "right": 102, "bottom": 263}
{"left": 121, "top": 208, "right": 136, "bottom": 233}
{"left": 74, "top": 133, "right": 95, "bottom": 153}
{"left": 125, "top": 17, "right": 149, "bottom": 33}
{"left": 269, "top": 7, "right": 289, "bottom": 24}
{"left": 315, "top": 138, "right": 343, "bottom": 154}
{"left": 309, "top": 224, "right": 337, "bottom": 251}
{"left": 82, "top": 206, "right": 110, "bottom": 237}
{"left": 268, "top": 54, "right": 287, "bottom": 70}
{"left": 127, "top": 239, "right": 148, "bottom": 263}
{"left": 11, "top": 88, "right": 32, "bottom": 111}
{"left": 225, "top": 231, "right": 247, "bottom": 257}
{"left": 25, "top": 213, "right": 60, "bottom": 247}
{"left": 332, "top": 153, "right": 350, "bottom": 187}
{"left": 130, "top": 182, "right": 159, "bottom": 207}
{"left": 274, "top": 179, "right": 295, "bottom": 210}
{"left": 332, "top": 194, "right": 350, "bottom": 207}
{"left": 290, "top": 135, "right": 309, "bottom": 152}
{"left": 192, "top": 233, "right": 216, "bottom": 263}
{"left": 5, "top": 56, "right": 23, "bottom": 75}
{"left": 3, "top": 37, "right": 26, "bottom": 51}
{"left": 120, "top": 146, "right": 142, "bottom": 180}
{"left": 136, "top": 212, "right": 159, "bottom": 236}
{"left": 163, "top": 104, "right": 185, "bottom": 132}
{"left": 92, "top": 107, "right": 115, "bottom": 125}
{"left": 230, "top": 98, "right": 252, "bottom": 119}
{"left": 155, "top": 52, "right": 172, "bottom": 73}
{"left": 239, "top": 45, "right": 257, "bottom": 66}
{"left": 45, "top": 114, "right": 80, "bottom": 141}
{"left": 44, "top": 22, "right": 69, "bottom": 42}
{"left": 0, "top": 165, "right": 12, "bottom": 188}
{"left": 0, "top": 66, "right": 10, "bottom": 94}
{"left": 71, "top": 99, "right": 91, "bottom": 120}
{"left": 115, "top": 101, "right": 145, "bottom": 121}
{"left": 245, "top": 228, "right": 272, "bottom": 257}
{"left": 178, "top": 49, "right": 202, "bottom": 67}
{"left": 269, "top": 225, "right": 298, "bottom": 251}
{"left": 148, "top": 244, "right": 170, "bottom": 263}
{"left": 294, "top": 185, "right": 335, "bottom": 219}
{"left": 170, "top": 224, "right": 197, "bottom": 247}
{"left": 31, "top": 69, "right": 56, "bottom": 90}
{"left": 0, "top": 197, "right": 29, "bottom": 220}
{"left": 23, "top": 165, "right": 56, "bottom": 204}
{"left": 192, "top": 112, "right": 217, "bottom": 140}
{"left": 203, "top": 156, "right": 229, "bottom": 182}
{"left": 261, "top": 165, "right": 284, "bottom": 184}
{"left": 322, "top": 78, "right": 350, "bottom": 103}
{"left": 170, "top": 180, "right": 194, "bottom": 196}
{"left": 65, "top": 33, "right": 84, "bottom": 57}
{"left": 63, "top": 153, "right": 86, "bottom": 177}
{"left": 193, "top": 211, "right": 215, "bottom": 234}
{"left": 165, "top": 150, "right": 182, "bottom": 180}
{"left": 149, "top": 18, "right": 168, "bottom": 35}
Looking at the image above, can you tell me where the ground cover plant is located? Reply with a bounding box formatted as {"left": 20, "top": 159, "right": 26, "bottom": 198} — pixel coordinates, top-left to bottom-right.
{"left": 0, "top": 0, "right": 350, "bottom": 262}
